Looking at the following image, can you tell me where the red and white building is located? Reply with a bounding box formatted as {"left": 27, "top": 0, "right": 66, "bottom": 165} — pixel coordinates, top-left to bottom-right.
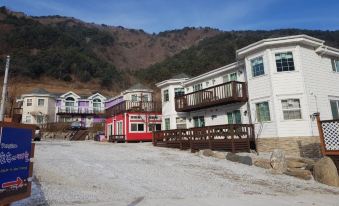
{"left": 105, "top": 83, "right": 162, "bottom": 142}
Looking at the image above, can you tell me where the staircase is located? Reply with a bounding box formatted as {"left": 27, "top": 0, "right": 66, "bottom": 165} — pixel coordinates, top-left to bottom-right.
{"left": 70, "top": 130, "right": 89, "bottom": 141}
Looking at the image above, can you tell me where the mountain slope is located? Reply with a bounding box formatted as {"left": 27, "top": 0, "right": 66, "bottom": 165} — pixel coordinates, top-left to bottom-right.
{"left": 137, "top": 29, "right": 339, "bottom": 84}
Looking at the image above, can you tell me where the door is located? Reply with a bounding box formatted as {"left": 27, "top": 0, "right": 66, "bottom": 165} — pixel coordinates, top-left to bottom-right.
{"left": 116, "top": 121, "right": 123, "bottom": 135}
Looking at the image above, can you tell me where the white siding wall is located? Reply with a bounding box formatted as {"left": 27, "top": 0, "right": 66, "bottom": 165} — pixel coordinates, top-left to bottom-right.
{"left": 161, "top": 84, "right": 186, "bottom": 130}
{"left": 245, "top": 46, "right": 315, "bottom": 138}
{"left": 22, "top": 96, "right": 56, "bottom": 124}
{"left": 301, "top": 46, "right": 339, "bottom": 136}
{"left": 185, "top": 103, "right": 249, "bottom": 128}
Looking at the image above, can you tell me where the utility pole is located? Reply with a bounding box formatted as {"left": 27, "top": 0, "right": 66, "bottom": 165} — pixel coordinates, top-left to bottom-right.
{"left": 0, "top": 56, "right": 10, "bottom": 121}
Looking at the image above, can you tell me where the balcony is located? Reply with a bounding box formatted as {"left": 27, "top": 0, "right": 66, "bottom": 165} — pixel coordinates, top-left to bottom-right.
{"left": 175, "top": 81, "right": 248, "bottom": 112}
{"left": 57, "top": 106, "right": 105, "bottom": 115}
{"left": 106, "top": 100, "right": 161, "bottom": 116}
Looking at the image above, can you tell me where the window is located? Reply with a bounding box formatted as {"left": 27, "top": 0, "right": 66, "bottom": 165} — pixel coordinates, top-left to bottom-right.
{"left": 176, "top": 117, "right": 187, "bottom": 129}
{"left": 131, "top": 94, "right": 138, "bottom": 101}
{"left": 131, "top": 123, "right": 145, "bottom": 132}
{"left": 163, "top": 90, "right": 169, "bottom": 102}
{"left": 193, "top": 83, "right": 203, "bottom": 92}
{"left": 65, "top": 97, "right": 75, "bottom": 107}
{"left": 275, "top": 52, "right": 295, "bottom": 72}
{"left": 93, "top": 99, "right": 101, "bottom": 112}
{"left": 149, "top": 124, "right": 161, "bottom": 132}
{"left": 116, "top": 121, "right": 123, "bottom": 135}
{"left": 256, "top": 102, "right": 271, "bottom": 122}
{"left": 223, "top": 72, "right": 237, "bottom": 83}
{"left": 142, "top": 94, "right": 148, "bottom": 102}
{"left": 37, "top": 115, "right": 44, "bottom": 124}
{"left": 251, "top": 56, "right": 265, "bottom": 77}
{"left": 174, "top": 88, "right": 185, "bottom": 97}
{"left": 281, "top": 99, "right": 302, "bottom": 120}
{"left": 149, "top": 115, "right": 159, "bottom": 120}
{"left": 332, "top": 59, "right": 339, "bottom": 72}
{"left": 130, "top": 115, "right": 142, "bottom": 120}
{"left": 27, "top": 99, "right": 32, "bottom": 106}
{"left": 205, "top": 81, "right": 210, "bottom": 87}
{"left": 38, "top": 99, "right": 44, "bottom": 106}
{"left": 227, "top": 110, "right": 242, "bottom": 124}
{"left": 193, "top": 116, "right": 205, "bottom": 128}
{"left": 164, "top": 118, "right": 170, "bottom": 130}
{"left": 330, "top": 100, "right": 339, "bottom": 119}
{"left": 25, "top": 115, "right": 31, "bottom": 123}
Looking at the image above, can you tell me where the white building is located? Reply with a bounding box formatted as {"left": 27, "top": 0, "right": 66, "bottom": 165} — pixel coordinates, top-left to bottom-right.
{"left": 19, "top": 88, "right": 56, "bottom": 125}
{"left": 156, "top": 35, "right": 339, "bottom": 156}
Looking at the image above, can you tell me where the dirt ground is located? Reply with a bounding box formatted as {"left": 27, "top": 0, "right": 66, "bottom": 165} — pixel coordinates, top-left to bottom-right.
{"left": 13, "top": 140, "right": 339, "bottom": 206}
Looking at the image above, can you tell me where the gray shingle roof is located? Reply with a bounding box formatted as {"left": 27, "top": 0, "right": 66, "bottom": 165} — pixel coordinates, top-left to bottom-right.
{"left": 171, "top": 73, "right": 191, "bottom": 79}
{"left": 30, "top": 88, "right": 50, "bottom": 94}
{"left": 127, "top": 83, "right": 150, "bottom": 90}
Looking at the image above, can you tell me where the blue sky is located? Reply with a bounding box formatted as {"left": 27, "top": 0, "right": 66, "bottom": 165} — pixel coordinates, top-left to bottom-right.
{"left": 1, "top": 0, "right": 339, "bottom": 33}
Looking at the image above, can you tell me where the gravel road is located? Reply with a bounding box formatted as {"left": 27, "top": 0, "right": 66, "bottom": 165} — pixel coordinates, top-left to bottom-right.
{"left": 15, "top": 140, "right": 339, "bottom": 205}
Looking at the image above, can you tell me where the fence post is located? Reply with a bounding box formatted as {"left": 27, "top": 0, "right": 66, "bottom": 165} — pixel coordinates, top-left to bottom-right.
{"left": 315, "top": 113, "right": 326, "bottom": 156}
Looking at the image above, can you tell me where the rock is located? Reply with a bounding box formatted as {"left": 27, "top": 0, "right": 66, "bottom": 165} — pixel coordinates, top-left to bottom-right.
{"left": 270, "top": 149, "right": 287, "bottom": 174}
{"left": 226, "top": 153, "right": 252, "bottom": 166}
{"left": 287, "top": 160, "right": 307, "bottom": 169}
{"left": 254, "top": 158, "right": 272, "bottom": 169}
{"left": 313, "top": 157, "right": 339, "bottom": 187}
{"left": 286, "top": 157, "right": 315, "bottom": 170}
{"left": 202, "top": 149, "right": 214, "bottom": 157}
{"left": 284, "top": 168, "right": 312, "bottom": 180}
{"left": 212, "top": 151, "right": 226, "bottom": 159}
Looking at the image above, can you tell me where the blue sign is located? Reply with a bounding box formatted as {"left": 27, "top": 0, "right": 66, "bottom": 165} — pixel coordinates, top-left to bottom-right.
{"left": 0, "top": 126, "right": 33, "bottom": 199}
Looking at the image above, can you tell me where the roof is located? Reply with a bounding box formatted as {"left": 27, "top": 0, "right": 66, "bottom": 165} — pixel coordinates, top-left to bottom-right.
{"left": 127, "top": 83, "right": 151, "bottom": 90}
{"left": 171, "top": 73, "right": 191, "bottom": 79}
{"left": 236, "top": 35, "right": 325, "bottom": 59}
{"left": 30, "top": 88, "right": 50, "bottom": 94}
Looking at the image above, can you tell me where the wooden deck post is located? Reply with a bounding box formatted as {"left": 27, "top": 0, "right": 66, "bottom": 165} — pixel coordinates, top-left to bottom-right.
{"left": 315, "top": 113, "right": 326, "bottom": 156}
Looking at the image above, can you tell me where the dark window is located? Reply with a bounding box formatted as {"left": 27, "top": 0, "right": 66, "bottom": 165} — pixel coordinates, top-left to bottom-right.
{"left": 174, "top": 88, "right": 185, "bottom": 97}
{"left": 275, "top": 52, "right": 295, "bottom": 72}
{"left": 163, "top": 90, "right": 169, "bottom": 102}
{"left": 251, "top": 56, "right": 265, "bottom": 77}
{"left": 256, "top": 102, "right": 271, "bottom": 122}
{"left": 330, "top": 100, "right": 339, "bottom": 119}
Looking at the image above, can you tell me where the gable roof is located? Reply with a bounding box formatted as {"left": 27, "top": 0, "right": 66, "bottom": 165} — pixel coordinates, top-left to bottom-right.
{"left": 30, "top": 88, "right": 50, "bottom": 94}
{"left": 171, "top": 73, "right": 191, "bottom": 79}
{"left": 127, "top": 83, "right": 150, "bottom": 90}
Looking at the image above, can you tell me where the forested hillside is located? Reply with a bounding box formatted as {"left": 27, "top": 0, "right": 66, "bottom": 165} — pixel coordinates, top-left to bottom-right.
{"left": 1, "top": 6, "right": 339, "bottom": 91}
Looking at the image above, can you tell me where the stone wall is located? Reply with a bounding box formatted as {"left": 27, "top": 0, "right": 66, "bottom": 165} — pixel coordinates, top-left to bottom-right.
{"left": 257, "top": 136, "right": 322, "bottom": 158}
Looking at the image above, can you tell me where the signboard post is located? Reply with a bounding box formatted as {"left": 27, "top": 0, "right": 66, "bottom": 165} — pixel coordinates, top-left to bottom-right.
{"left": 0, "top": 122, "right": 35, "bottom": 205}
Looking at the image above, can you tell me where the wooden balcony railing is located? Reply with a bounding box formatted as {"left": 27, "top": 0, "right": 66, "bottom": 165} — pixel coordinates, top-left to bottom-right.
{"left": 105, "top": 100, "right": 161, "bottom": 116}
{"left": 175, "top": 81, "right": 248, "bottom": 112}
{"left": 153, "top": 124, "right": 256, "bottom": 153}
{"left": 57, "top": 106, "right": 105, "bottom": 115}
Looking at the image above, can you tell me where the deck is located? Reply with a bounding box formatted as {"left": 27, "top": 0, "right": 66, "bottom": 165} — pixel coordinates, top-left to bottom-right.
{"left": 153, "top": 124, "right": 256, "bottom": 153}
{"left": 175, "top": 81, "right": 248, "bottom": 112}
{"left": 105, "top": 100, "right": 161, "bottom": 116}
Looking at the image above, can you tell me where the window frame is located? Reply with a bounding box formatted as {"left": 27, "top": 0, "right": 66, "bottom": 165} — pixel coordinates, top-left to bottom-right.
{"left": 275, "top": 51, "right": 295, "bottom": 72}
{"left": 27, "top": 99, "right": 32, "bottom": 107}
{"left": 250, "top": 56, "right": 265, "bottom": 77}
{"left": 193, "top": 116, "right": 205, "bottom": 128}
{"left": 255, "top": 101, "right": 271, "bottom": 122}
{"left": 332, "top": 59, "right": 339, "bottom": 73}
{"left": 174, "top": 88, "right": 185, "bottom": 97}
{"left": 148, "top": 124, "right": 162, "bottom": 132}
{"left": 130, "top": 123, "right": 145, "bottom": 132}
{"left": 281, "top": 98, "right": 302, "bottom": 120}
{"left": 37, "top": 98, "right": 45, "bottom": 107}
{"left": 330, "top": 100, "right": 339, "bottom": 119}
{"left": 164, "top": 118, "right": 170, "bottom": 130}
{"left": 163, "top": 90, "right": 169, "bottom": 102}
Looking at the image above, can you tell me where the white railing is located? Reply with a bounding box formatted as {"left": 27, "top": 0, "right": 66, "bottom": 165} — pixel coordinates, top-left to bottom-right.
{"left": 57, "top": 106, "right": 105, "bottom": 114}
